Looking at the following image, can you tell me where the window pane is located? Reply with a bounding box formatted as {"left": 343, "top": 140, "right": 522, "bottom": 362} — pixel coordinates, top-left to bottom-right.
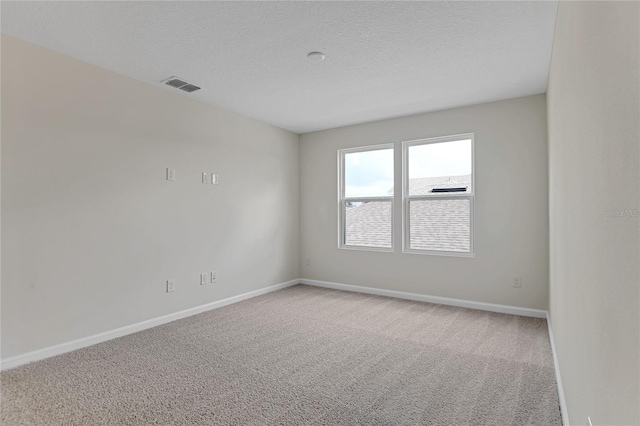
{"left": 345, "top": 149, "right": 394, "bottom": 197}
{"left": 344, "top": 201, "right": 392, "bottom": 248}
{"left": 409, "top": 199, "right": 470, "bottom": 252}
{"left": 408, "top": 140, "right": 471, "bottom": 196}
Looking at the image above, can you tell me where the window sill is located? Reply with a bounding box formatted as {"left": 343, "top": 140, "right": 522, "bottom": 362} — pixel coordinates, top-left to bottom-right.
{"left": 402, "top": 248, "right": 475, "bottom": 258}
{"left": 339, "top": 245, "right": 394, "bottom": 253}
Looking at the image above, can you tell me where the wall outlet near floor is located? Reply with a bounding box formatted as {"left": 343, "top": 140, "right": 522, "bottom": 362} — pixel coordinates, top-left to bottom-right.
{"left": 513, "top": 276, "right": 523, "bottom": 288}
{"left": 210, "top": 271, "right": 218, "bottom": 284}
{"left": 201, "top": 172, "right": 208, "bottom": 184}
{"left": 166, "top": 279, "right": 175, "bottom": 293}
{"left": 200, "top": 273, "right": 208, "bottom": 285}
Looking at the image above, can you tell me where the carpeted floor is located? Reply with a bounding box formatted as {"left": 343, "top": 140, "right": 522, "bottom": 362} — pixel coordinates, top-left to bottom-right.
{"left": 1, "top": 284, "right": 562, "bottom": 425}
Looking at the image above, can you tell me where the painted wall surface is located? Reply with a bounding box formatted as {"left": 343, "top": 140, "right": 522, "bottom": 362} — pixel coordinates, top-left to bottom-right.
{"left": 547, "top": 2, "right": 640, "bottom": 425}
{"left": 300, "top": 95, "right": 549, "bottom": 310}
{"left": 1, "top": 36, "right": 300, "bottom": 359}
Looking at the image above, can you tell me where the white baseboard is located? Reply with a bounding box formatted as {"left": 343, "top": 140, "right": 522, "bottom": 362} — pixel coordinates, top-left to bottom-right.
{"left": 300, "top": 278, "right": 548, "bottom": 318}
{"left": 546, "top": 312, "right": 570, "bottom": 426}
{"left": 0, "top": 279, "right": 300, "bottom": 371}
{"left": 1, "top": 278, "right": 552, "bottom": 373}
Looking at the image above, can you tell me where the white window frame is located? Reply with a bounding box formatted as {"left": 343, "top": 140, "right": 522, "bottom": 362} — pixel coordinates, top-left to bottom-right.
{"left": 338, "top": 143, "right": 395, "bottom": 252}
{"left": 402, "top": 133, "right": 475, "bottom": 257}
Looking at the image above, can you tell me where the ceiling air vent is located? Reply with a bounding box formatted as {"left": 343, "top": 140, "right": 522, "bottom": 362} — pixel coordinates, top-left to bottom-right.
{"left": 161, "top": 76, "right": 201, "bottom": 93}
{"left": 179, "top": 84, "right": 201, "bottom": 93}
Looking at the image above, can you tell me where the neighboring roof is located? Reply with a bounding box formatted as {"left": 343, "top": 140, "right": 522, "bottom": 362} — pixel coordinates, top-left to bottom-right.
{"left": 345, "top": 175, "right": 471, "bottom": 251}
{"left": 345, "top": 201, "right": 393, "bottom": 248}
{"left": 408, "top": 198, "right": 470, "bottom": 252}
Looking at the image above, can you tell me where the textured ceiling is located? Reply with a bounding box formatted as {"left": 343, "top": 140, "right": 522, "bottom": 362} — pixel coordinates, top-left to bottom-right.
{"left": 1, "top": 1, "right": 558, "bottom": 133}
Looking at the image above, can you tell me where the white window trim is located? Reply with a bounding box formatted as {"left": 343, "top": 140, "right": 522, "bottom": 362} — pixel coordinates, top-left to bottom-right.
{"left": 337, "top": 143, "right": 395, "bottom": 252}
{"left": 401, "top": 133, "right": 475, "bottom": 258}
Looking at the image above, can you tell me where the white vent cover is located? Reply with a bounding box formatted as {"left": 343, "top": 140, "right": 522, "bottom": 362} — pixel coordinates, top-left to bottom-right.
{"left": 161, "top": 76, "right": 201, "bottom": 93}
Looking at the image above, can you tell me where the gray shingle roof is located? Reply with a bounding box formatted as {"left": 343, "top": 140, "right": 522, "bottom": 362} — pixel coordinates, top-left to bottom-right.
{"left": 408, "top": 198, "right": 470, "bottom": 252}
{"left": 345, "top": 201, "right": 392, "bottom": 248}
{"left": 345, "top": 175, "right": 471, "bottom": 251}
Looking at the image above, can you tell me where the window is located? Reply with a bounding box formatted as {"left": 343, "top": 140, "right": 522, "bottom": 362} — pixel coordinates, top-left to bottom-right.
{"left": 402, "top": 134, "right": 474, "bottom": 256}
{"left": 338, "top": 144, "right": 394, "bottom": 250}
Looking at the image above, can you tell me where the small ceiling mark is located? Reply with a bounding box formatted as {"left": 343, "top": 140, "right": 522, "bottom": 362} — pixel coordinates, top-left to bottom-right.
{"left": 307, "top": 52, "right": 325, "bottom": 62}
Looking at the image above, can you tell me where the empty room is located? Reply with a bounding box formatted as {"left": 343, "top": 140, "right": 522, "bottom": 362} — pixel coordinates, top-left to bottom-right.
{"left": 1, "top": 1, "right": 638, "bottom": 425}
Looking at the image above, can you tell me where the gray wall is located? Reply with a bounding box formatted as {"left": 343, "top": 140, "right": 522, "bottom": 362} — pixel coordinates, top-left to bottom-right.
{"left": 300, "top": 95, "right": 549, "bottom": 310}
{"left": 1, "top": 35, "right": 300, "bottom": 359}
{"left": 547, "top": 2, "right": 640, "bottom": 425}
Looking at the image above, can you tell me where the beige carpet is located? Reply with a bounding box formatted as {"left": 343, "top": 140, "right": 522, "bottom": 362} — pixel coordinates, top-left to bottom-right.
{"left": 1, "top": 284, "right": 562, "bottom": 425}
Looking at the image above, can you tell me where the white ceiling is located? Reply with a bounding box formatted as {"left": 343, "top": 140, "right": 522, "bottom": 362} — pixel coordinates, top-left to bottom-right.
{"left": 1, "top": 1, "right": 558, "bottom": 134}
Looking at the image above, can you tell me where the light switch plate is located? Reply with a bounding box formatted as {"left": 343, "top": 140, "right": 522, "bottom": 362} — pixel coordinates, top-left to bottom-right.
{"left": 167, "top": 279, "right": 175, "bottom": 293}
{"left": 200, "top": 273, "right": 208, "bottom": 285}
{"left": 202, "top": 172, "right": 208, "bottom": 184}
{"left": 211, "top": 173, "right": 218, "bottom": 185}
{"left": 166, "top": 168, "right": 176, "bottom": 181}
